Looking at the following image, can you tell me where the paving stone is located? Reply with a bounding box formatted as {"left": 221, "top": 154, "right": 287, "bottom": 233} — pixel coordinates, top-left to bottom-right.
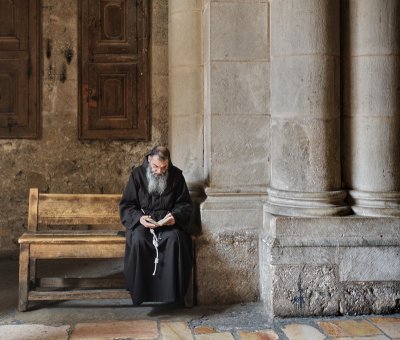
{"left": 369, "top": 317, "right": 400, "bottom": 338}
{"left": 160, "top": 321, "right": 193, "bottom": 340}
{"left": 281, "top": 323, "right": 326, "bottom": 340}
{"left": 0, "top": 324, "right": 69, "bottom": 340}
{"left": 317, "top": 319, "right": 382, "bottom": 337}
{"left": 194, "top": 326, "right": 217, "bottom": 334}
{"left": 334, "top": 336, "right": 390, "bottom": 340}
{"left": 195, "top": 332, "right": 235, "bottom": 340}
{"left": 238, "top": 329, "right": 279, "bottom": 340}
{"left": 70, "top": 320, "right": 158, "bottom": 340}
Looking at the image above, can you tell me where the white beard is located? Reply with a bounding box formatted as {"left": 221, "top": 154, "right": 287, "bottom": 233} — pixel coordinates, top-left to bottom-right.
{"left": 146, "top": 165, "right": 168, "bottom": 195}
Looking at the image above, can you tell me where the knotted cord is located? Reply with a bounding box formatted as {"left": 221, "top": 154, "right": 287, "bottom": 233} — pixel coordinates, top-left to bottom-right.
{"left": 149, "top": 229, "right": 159, "bottom": 275}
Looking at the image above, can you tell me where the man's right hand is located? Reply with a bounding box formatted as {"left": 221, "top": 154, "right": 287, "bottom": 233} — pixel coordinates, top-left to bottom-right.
{"left": 140, "top": 215, "right": 157, "bottom": 229}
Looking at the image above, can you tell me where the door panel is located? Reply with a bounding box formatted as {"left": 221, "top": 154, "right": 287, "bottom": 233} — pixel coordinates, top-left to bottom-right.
{"left": 80, "top": 0, "right": 149, "bottom": 140}
{"left": 0, "top": 0, "right": 40, "bottom": 139}
{"left": 87, "top": 62, "right": 138, "bottom": 129}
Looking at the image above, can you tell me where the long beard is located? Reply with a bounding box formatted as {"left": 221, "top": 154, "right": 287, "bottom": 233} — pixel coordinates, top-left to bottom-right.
{"left": 146, "top": 165, "right": 168, "bottom": 195}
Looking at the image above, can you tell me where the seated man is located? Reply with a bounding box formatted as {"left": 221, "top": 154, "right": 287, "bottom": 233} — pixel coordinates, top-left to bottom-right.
{"left": 119, "top": 146, "right": 193, "bottom": 306}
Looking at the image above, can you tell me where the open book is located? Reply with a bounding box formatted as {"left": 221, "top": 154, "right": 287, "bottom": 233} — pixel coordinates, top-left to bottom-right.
{"left": 145, "top": 214, "right": 173, "bottom": 227}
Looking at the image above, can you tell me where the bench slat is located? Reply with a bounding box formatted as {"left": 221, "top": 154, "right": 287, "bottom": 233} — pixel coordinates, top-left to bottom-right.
{"left": 29, "top": 289, "right": 131, "bottom": 301}
{"left": 28, "top": 243, "right": 125, "bottom": 259}
{"left": 38, "top": 277, "right": 125, "bottom": 289}
{"left": 19, "top": 233, "right": 125, "bottom": 244}
{"left": 38, "top": 194, "right": 122, "bottom": 226}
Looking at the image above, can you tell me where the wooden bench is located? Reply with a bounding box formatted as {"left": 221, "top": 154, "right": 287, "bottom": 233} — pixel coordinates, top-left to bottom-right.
{"left": 18, "top": 188, "right": 194, "bottom": 311}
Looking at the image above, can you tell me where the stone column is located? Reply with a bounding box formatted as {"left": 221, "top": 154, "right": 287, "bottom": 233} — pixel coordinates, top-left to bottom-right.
{"left": 266, "top": 0, "right": 349, "bottom": 217}
{"left": 168, "top": 1, "right": 204, "bottom": 185}
{"left": 199, "top": 0, "right": 270, "bottom": 304}
{"left": 343, "top": 0, "right": 400, "bottom": 216}
{"left": 168, "top": 1, "right": 205, "bottom": 233}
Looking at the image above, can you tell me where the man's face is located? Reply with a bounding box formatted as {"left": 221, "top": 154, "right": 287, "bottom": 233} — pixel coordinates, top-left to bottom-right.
{"left": 148, "top": 155, "right": 169, "bottom": 177}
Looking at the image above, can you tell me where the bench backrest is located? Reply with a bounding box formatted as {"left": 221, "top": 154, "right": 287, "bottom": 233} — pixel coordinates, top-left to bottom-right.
{"left": 28, "top": 188, "right": 123, "bottom": 231}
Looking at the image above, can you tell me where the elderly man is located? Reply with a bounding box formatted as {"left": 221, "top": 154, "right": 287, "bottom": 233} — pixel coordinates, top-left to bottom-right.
{"left": 119, "top": 146, "right": 193, "bottom": 306}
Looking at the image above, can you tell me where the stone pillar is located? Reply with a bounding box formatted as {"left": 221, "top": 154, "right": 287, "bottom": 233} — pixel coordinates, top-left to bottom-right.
{"left": 199, "top": 0, "right": 270, "bottom": 304}
{"left": 343, "top": 0, "right": 400, "bottom": 216}
{"left": 168, "top": 1, "right": 204, "bottom": 184}
{"left": 266, "top": 0, "right": 349, "bottom": 217}
{"left": 168, "top": 1, "right": 205, "bottom": 234}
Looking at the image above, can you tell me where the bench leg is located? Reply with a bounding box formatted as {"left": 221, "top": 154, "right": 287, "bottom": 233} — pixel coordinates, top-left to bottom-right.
{"left": 18, "top": 244, "right": 30, "bottom": 312}
{"left": 29, "top": 258, "right": 37, "bottom": 288}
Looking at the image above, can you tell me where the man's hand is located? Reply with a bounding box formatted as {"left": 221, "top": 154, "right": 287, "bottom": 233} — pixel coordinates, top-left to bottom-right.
{"left": 140, "top": 213, "right": 175, "bottom": 228}
{"left": 140, "top": 215, "right": 157, "bottom": 229}
{"left": 162, "top": 212, "right": 175, "bottom": 226}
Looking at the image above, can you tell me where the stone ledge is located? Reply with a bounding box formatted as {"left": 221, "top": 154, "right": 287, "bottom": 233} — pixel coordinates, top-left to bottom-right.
{"left": 261, "top": 214, "right": 400, "bottom": 317}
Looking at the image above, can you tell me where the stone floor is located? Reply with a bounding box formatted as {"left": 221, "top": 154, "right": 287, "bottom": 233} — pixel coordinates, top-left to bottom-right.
{"left": 1, "top": 259, "right": 400, "bottom": 340}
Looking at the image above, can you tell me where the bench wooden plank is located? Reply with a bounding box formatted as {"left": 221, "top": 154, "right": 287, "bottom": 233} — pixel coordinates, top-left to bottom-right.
{"left": 38, "top": 277, "right": 125, "bottom": 289}
{"left": 28, "top": 188, "right": 39, "bottom": 232}
{"left": 18, "top": 244, "right": 30, "bottom": 312}
{"left": 29, "top": 289, "right": 131, "bottom": 301}
{"left": 38, "top": 194, "right": 122, "bottom": 226}
{"left": 19, "top": 234, "right": 125, "bottom": 244}
{"left": 29, "top": 243, "right": 125, "bottom": 259}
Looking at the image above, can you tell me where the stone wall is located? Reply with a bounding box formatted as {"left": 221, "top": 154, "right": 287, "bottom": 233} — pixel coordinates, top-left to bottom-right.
{"left": 0, "top": 0, "right": 169, "bottom": 256}
{"left": 260, "top": 216, "right": 400, "bottom": 317}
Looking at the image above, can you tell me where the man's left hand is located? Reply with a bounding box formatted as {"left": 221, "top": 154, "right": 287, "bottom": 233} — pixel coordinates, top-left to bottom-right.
{"left": 163, "top": 212, "right": 175, "bottom": 226}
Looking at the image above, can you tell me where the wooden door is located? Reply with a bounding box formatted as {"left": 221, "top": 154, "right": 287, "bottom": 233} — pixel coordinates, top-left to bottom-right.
{"left": 79, "top": 0, "right": 150, "bottom": 140}
{"left": 0, "top": 0, "right": 40, "bottom": 138}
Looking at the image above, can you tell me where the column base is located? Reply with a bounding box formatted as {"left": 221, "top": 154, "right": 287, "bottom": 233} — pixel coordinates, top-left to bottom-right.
{"left": 349, "top": 190, "right": 400, "bottom": 217}
{"left": 266, "top": 187, "right": 350, "bottom": 217}
{"left": 260, "top": 214, "right": 400, "bottom": 318}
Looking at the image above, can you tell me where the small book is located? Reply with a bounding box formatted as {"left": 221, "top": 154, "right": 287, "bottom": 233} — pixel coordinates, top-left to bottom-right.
{"left": 145, "top": 215, "right": 172, "bottom": 227}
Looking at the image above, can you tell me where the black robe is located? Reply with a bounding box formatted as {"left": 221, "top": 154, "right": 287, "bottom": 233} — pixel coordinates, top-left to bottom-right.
{"left": 119, "top": 158, "right": 193, "bottom": 303}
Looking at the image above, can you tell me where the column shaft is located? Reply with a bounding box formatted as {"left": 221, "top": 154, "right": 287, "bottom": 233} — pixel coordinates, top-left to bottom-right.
{"left": 343, "top": 0, "right": 400, "bottom": 216}
{"left": 168, "top": 0, "right": 204, "bottom": 187}
{"left": 267, "top": 0, "right": 349, "bottom": 216}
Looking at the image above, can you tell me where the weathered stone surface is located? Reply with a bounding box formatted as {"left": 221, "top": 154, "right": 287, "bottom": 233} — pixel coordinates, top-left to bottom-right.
{"left": 339, "top": 247, "right": 400, "bottom": 281}
{"left": 170, "top": 114, "right": 204, "bottom": 183}
{"left": 0, "top": 324, "right": 70, "bottom": 340}
{"left": 340, "top": 282, "right": 400, "bottom": 315}
{"left": 169, "top": 67, "right": 203, "bottom": 116}
{"left": 210, "top": 2, "right": 269, "bottom": 61}
{"left": 270, "top": 0, "right": 340, "bottom": 56}
{"left": 342, "top": 0, "right": 400, "bottom": 216}
{"left": 169, "top": 10, "right": 202, "bottom": 66}
{"left": 209, "top": 115, "right": 269, "bottom": 190}
{"left": 343, "top": 116, "right": 400, "bottom": 192}
{"left": 347, "top": 0, "right": 400, "bottom": 55}
{"left": 271, "top": 264, "right": 339, "bottom": 317}
{"left": 196, "top": 228, "right": 259, "bottom": 305}
{"left": 261, "top": 215, "right": 400, "bottom": 317}
{"left": 210, "top": 61, "right": 269, "bottom": 115}
{"left": 270, "top": 118, "right": 341, "bottom": 191}
{"left": 270, "top": 56, "right": 340, "bottom": 119}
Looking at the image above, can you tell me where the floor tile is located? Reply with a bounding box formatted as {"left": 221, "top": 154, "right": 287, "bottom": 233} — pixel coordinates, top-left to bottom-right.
{"left": 317, "top": 319, "right": 382, "bottom": 337}
{"left": 369, "top": 317, "right": 400, "bottom": 338}
{"left": 194, "top": 326, "right": 217, "bottom": 334}
{"left": 160, "top": 321, "right": 193, "bottom": 340}
{"left": 282, "top": 323, "right": 326, "bottom": 340}
{"left": 238, "top": 329, "right": 279, "bottom": 340}
{"left": 0, "top": 324, "right": 69, "bottom": 340}
{"left": 334, "top": 336, "right": 390, "bottom": 340}
{"left": 195, "top": 332, "right": 235, "bottom": 340}
{"left": 70, "top": 320, "right": 158, "bottom": 340}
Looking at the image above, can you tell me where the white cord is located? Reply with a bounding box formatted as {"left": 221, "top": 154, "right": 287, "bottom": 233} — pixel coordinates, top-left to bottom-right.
{"left": 150, "top": 229, "right": 159, "bottom": 276}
